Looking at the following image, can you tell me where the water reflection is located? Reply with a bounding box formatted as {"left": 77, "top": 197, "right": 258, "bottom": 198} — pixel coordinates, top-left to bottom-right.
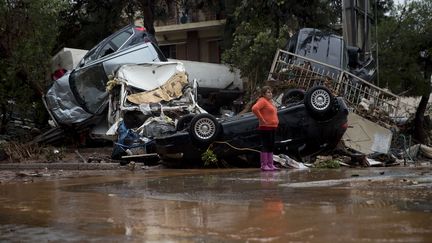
{"left": 0, "top": 168, "right": 431, "bottom": 242}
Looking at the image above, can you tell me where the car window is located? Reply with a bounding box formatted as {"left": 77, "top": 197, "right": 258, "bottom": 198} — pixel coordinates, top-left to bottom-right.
{"left": 111, "top": 30, "right": 132, "bottom": 50}
{"left": 295, "top": 30, "right": 344, "bottom": 68}
{"left": 98, "top": 42, "right": 116, "bottom": 58}
{"left": 325, "top": 36, "right": 344, "bottom": 68}
{"left": 128, "top": 32, "right": 157, "bottom": 47}
{"left": 97, "top": 30, "right": 132, "bottom": 59}
{"left": 79, "top": 47, "right": 98, "bottom": 67}
{"left": 69, "top": 64, "right": 109, "bottom": 114}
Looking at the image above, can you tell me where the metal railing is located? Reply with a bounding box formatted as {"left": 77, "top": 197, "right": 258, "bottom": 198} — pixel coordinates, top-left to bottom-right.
{"left": 268, "top": 49, "right": 416, "bottom": 126}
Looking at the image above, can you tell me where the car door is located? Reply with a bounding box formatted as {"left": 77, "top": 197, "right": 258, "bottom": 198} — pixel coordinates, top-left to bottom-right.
{"left": 69, "top": 62, "right": 109, "bottom": 115}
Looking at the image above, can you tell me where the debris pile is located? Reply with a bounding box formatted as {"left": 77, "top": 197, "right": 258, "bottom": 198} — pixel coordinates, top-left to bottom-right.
{"left": 267, "top": 48, "right": 432, "bottom": 167}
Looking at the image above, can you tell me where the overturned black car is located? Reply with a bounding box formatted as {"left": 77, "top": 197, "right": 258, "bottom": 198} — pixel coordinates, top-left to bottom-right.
{"left": 155, "top": 86, "right": 349, "bottom": 167}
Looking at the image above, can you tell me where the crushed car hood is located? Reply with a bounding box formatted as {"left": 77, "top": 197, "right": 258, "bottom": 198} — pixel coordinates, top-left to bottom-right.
{"left": 115, "top": 61, "right": 186, "bottom": 91}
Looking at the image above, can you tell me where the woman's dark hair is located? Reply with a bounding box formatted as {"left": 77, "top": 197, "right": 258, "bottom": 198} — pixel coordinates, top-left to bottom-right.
{"left": 260, "top": 86, "right": 272, "bottom": 97}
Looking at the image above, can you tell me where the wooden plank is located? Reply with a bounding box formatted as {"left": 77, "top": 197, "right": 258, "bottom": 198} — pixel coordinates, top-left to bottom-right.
{"left": 121, "top": 153, "right": 159, "bottom": 159}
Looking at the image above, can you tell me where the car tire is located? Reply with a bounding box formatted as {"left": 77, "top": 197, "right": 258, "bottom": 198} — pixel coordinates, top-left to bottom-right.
{"left": 176, "top": 114, "right": 195, "bottom": 131}
{"left": 282, "top": 89, "right": 305, "bottom": 106}
{"left": 304, "top": 86, "right": 335, "bottom": 120}
{"left": 189, "top": 113, "right": 220, "bottom": 143}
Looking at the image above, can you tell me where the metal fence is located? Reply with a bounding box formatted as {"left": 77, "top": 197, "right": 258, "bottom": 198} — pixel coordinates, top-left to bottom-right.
{"left": 267, "top": 49, "right": 417, "bottom": 126}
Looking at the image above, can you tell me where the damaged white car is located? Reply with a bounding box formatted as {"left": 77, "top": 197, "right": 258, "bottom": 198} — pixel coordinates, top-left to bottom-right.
{"left": 44, "top": 60, "right": 205, "bottom": 157}
{"left": 105, "top": 62, "right": 206, "bottom": 159}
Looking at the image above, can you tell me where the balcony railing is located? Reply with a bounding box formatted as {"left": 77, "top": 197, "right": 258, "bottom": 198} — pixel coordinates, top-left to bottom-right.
{"left": 154, "top": 9, "right": 223, "bottom": 26}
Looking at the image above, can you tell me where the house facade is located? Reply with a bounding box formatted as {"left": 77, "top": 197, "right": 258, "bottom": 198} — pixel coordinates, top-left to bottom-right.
{"left": 154, "top": 2, "right": 226, "bottom": 63}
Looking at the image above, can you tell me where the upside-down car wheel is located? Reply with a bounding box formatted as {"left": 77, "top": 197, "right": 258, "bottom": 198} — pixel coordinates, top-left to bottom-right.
{"left": 282, "top": 89, "right": 305, "bottom": 106}
{"left": 189, "top": 113, "right": 220, "bottom": 143}
{"left": 304, "top": 85, "right": 335, "bottom": 120}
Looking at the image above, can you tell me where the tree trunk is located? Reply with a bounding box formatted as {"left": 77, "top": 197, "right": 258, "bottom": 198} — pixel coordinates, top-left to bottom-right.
{"left": 0, "top": 103, "right": 8, "bottom": 135}
{"left": 412, "top": 93, "right": 430, "bottom": 144}
{"left": 139, "top": 0, "right": 156, "bottom": 36}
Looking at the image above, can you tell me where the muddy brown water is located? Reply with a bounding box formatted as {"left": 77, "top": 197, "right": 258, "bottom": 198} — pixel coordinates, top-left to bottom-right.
{"left": 0, "top": 167, "right": 432, "bottom": 242}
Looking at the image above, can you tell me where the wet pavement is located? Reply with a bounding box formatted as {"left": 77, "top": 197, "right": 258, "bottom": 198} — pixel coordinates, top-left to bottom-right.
{"left": 0, "top": 167, "right": 432, "bottom": 242}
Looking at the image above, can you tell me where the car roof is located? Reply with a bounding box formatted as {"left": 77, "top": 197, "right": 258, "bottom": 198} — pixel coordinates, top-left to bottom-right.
{"left": 78, "top": 24, "right": 159, "bottom": 67}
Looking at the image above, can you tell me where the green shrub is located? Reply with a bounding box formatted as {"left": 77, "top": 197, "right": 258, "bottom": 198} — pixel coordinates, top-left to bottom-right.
{"left": 202, "top": 149, "right": 218, "bottom": 167}
{"left": 315, "top": 159, "right": 340, "bottom": 169}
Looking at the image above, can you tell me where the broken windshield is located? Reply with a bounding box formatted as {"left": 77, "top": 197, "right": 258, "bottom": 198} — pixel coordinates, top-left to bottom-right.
{"left": 285, "top": 28, "right": 349, "bottom": 78}
{"left": 297, "top": 30, "right": 347, "bottom": 69}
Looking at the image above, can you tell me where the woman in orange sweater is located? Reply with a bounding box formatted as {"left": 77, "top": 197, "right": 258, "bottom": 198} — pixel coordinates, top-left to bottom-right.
{"left": 252, "top": 86, "right": 279, "bottom": 171}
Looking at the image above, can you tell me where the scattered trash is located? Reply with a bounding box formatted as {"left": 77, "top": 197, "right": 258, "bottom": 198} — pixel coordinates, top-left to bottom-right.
{"left": 365, "top": 158, "right": 383, "bottom": 167}
{"left": 404, "top": 144, "right": 432, "bottom": 160}
{"left": 266, "top": 30, "right": 432, "bottom": 169}
{"left": 273, "top": 154, "right": 308, "bottom": 169}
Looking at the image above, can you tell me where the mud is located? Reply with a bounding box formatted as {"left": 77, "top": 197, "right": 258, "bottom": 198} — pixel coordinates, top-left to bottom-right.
{"left": 0, "top": 147, "right": 141, "bottom": 184}
{"left": 0, "top": 167, "right": 431, "bottom": 242}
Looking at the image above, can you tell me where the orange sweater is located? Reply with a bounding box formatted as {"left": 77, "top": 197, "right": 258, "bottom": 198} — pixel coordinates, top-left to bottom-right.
{"left": 252, "top": 97, "right": 279, "bottom": 128}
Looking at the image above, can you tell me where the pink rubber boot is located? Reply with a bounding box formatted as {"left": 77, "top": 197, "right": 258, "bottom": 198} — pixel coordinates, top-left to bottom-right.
{"left": 267, "top": 152, "right": 279, "bottom": 170}
{"left": 260, "top": 152, "right": 273, "bottom": 171}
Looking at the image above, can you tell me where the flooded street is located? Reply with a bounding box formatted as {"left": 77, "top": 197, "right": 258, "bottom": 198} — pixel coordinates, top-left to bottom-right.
{"left": 1, "top": 167, "right": 432, "bottom": 242}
